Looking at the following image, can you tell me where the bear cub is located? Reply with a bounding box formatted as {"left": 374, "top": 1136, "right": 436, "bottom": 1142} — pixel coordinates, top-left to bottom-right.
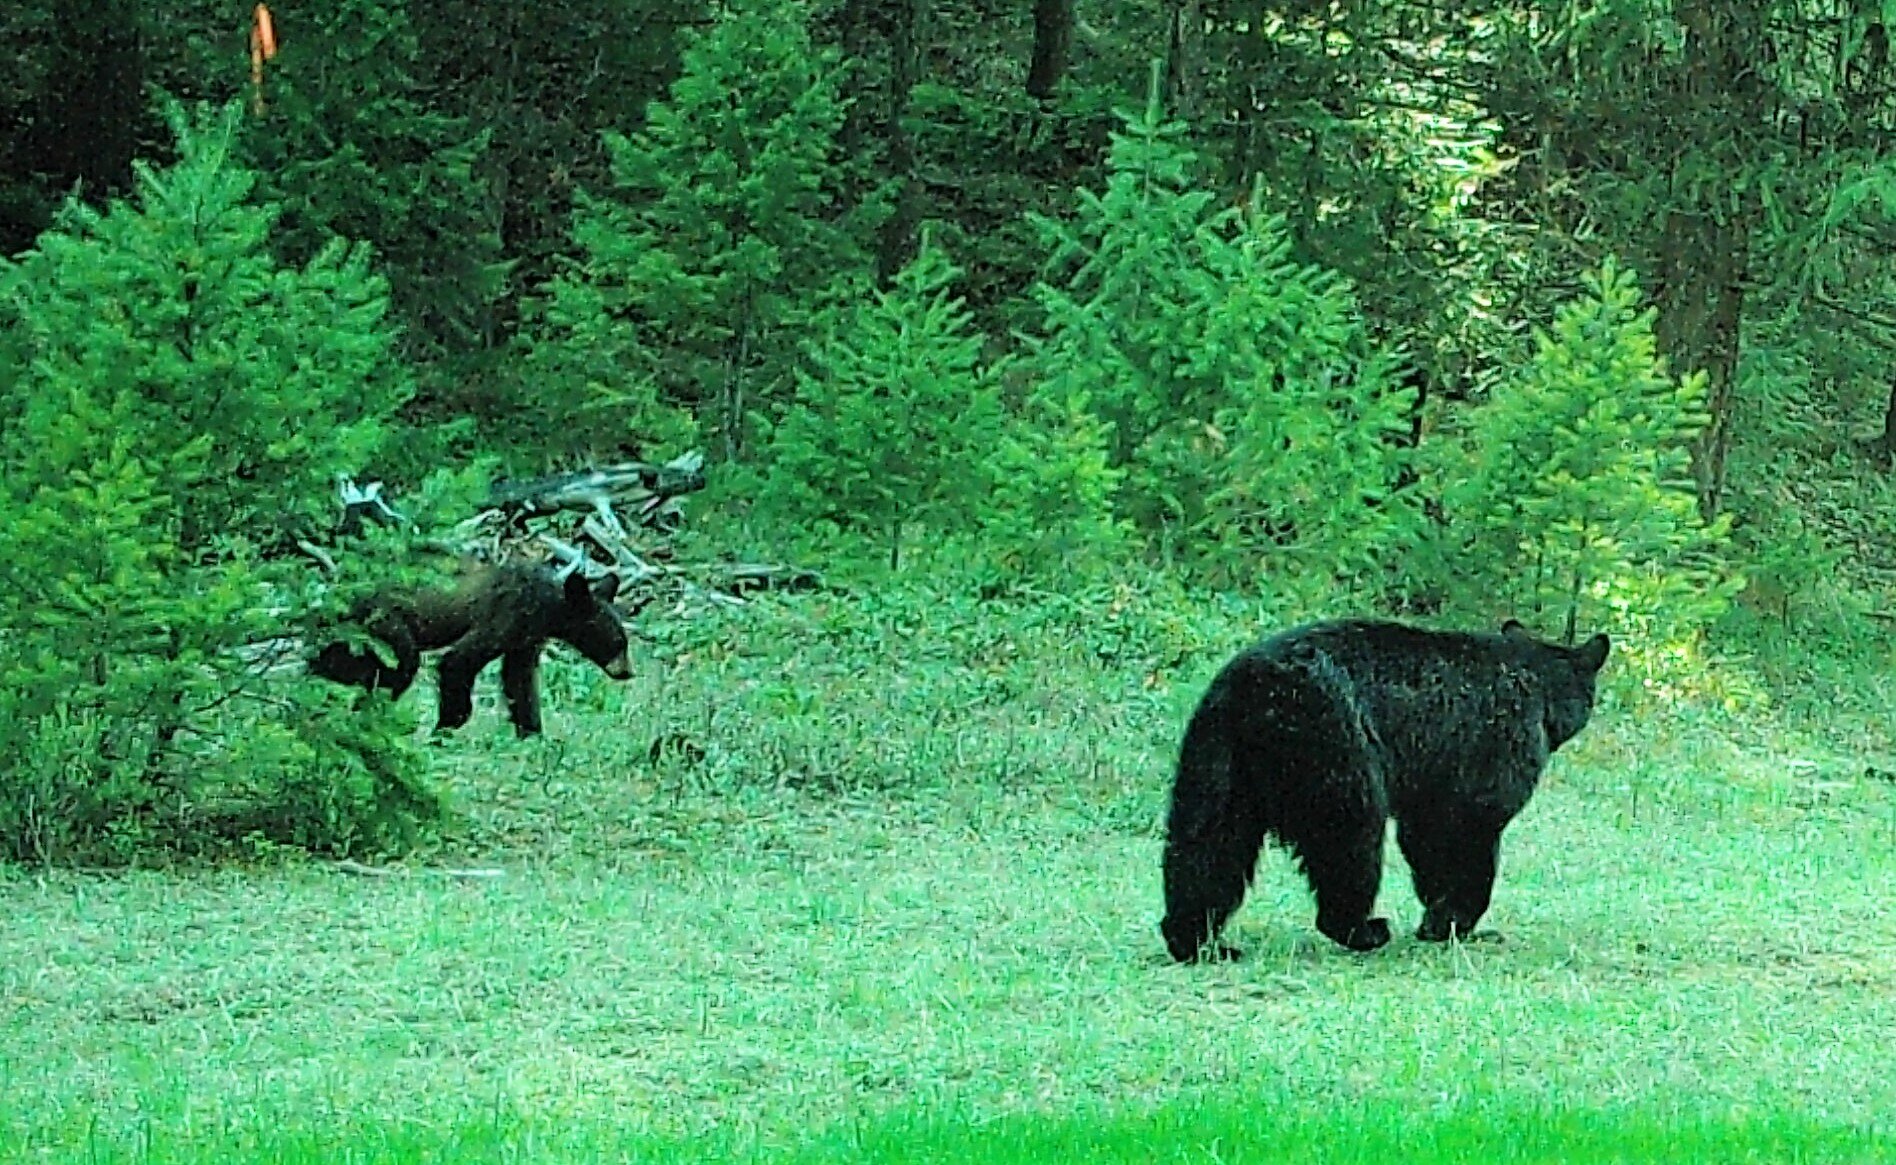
{"left": 309, "top": 560, "right": 635, "bottom": 738}
{"left": 1160, "top": 618, "right": 1609, "bottom": 962}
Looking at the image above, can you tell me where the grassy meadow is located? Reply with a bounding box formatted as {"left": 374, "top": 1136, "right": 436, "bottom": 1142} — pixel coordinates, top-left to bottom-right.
{"left": 5, "top": 581, "right": 1896, "bottom": 1162}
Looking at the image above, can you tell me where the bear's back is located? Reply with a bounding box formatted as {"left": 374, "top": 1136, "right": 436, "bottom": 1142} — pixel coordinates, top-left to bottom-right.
{"left": 1249, "top": 619, "right": 1557, "bottom": 787}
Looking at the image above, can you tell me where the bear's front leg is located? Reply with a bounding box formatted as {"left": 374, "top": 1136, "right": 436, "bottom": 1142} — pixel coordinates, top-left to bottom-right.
{"left": 500, "top": 646, "right": 545, "bottom": 738}
{"left": 1295, "top": 827, "right": 1393, "bottom": 953}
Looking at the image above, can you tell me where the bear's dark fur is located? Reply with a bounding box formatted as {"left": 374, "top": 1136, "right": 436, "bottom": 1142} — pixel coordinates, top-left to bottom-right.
{"left": 308, "top": 561, "right": 634, "bottom": 738}
{"left": 1160, "top": 618, "right": 1609, "bottom": 961}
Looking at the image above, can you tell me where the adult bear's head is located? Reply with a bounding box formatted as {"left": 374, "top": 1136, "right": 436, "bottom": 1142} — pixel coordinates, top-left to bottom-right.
{"left": 1501, "top": 619, "right": 1611, "bottom": 752}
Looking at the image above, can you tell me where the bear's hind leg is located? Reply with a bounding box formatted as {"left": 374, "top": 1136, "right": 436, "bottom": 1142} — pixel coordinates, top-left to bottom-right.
{"left": 1160, "top": 701, "right": 1268, "bottom": 964}
{"left": 309, "top": 609, "right": 420, "bottom": 699}
{"left": 435, "top": 639, "right": 500, "bottom": 731}
{"left": 1271, "top": 729, "right": 1391, "bottom": 952}
{"left": 500, "top": 647, "right": 544, "bottom": 738}
{"left": 376, "top": 616, "right": 421, "bottom": 699}
{"left": 1401, "top": 811, "right": 1504, "bottom": 942}
{"left": 1160, "top": 830, "right": 1261, "bottom": 963}
{"left": 1291, "top": 819, "right": 1392, "bottom": 952}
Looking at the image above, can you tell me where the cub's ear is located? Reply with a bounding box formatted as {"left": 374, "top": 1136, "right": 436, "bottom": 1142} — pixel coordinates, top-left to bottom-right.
{"left": 621, "top": 592, "right": 655, "bottom": 618}
{"left": 562, "top": 567, "right": 592, "bottom": 605}
{"left": 593, "top": 572, "right": 622, "bottom": 604}
{"left": 1575, "top": 633, "right": 1611, "bottom": 673}
{"left": 1500, "top": 618, "right": 1530, "bottom": 640}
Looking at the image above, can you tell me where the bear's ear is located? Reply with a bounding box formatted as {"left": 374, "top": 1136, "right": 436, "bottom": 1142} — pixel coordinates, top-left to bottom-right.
{"left": 1500, "top": 619, "right": 1530, "bottom": 640}
{"left": 593, "top": 572, "right": 621, "bottom": 604}
{"left": 1575, "top": 633, "right": 1610, "bottom": 673}
{"left": 562, "top": 567, "right": 593, "bottom": 606}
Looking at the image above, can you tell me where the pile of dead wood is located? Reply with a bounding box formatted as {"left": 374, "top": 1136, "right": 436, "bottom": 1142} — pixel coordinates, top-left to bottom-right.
{"left": 313, "top": 450, "right": 823, "bottom": 613}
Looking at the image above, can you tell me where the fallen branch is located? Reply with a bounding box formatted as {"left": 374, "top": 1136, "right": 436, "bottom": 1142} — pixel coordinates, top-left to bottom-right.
{"left": 229, "top": 635, "right": 307, "bottom": 676}
{"left": 486, "top": 450, "right": 707, "bottom": 533}
{"left": 295, "top": 538, "right": 339, "bottom": 575}
{"left": 331, "top": 859, "right": 506, "bottom": 879}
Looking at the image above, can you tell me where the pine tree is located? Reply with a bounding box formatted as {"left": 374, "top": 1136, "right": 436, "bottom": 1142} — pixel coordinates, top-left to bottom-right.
{"left": 242, "top": 0, "right": 505, "bottom": 373}
{"left": 530, "top": 0, "right": 884, "bottom": 464}
{"left": 1027, "top": 68, "right": 1225, "bottom": 486}
{"left": 768, "top": 231, "right": 1001, "bottom": 569}
{"left": 1025, "top": 63, "right": 1416, "bottom": 593}
{"left": 0, "top": 100, "right": 430, "bottom": 863}
{"left": 981, "top": 379, "right": 1128, "bottom": 582}
{"left": 5, "top": 101, "right": 405, "bottom": 547}
{"left": 1444, "top": 259, "right": 1740, "bottom": 660}
{"left": 1201, "top": 201, "right": 1419, "bottom": 598}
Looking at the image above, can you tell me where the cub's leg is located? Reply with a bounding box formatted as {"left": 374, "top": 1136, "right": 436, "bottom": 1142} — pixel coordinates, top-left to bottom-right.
{"left": 374, "top": 615, "right": 421, "bottom": 699}
{"left": 435, "top": 637, "right": 502, "bottom": 731}
{"left": 500, "top": 646, "right": 544, "bottom": 738}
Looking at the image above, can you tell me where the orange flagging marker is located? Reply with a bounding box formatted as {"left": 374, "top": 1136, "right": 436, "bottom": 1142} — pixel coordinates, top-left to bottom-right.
{"left": 249, "top": 4, "right": 278, "bottom": 112}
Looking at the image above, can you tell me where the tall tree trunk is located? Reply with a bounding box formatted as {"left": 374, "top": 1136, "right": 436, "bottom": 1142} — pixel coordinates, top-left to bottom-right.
{"left": 879, "top": 0, "right": 921, "bottom": 280}
{"left": 1653, "top": 207, "right": 1750, "bottom": 519}
{"left": 724, "top": 302, "right": 753, "bottom": 461}
{"left": 1163, "top": 0, "right": 1201, "bottom": 121}
{"left": 838, "top": 0, "right": 875, "bottom": 157}
{"left": 1026, "top": 0, "right": 1073, "bottom": 100}
{"left": 1650, "top": 0, "right": 1767, "bottom": 520}
{"left": 1878, "top": 376, "right": 1896, "bottom": 466}
{"left": 31, "top": 0, "right": 144, "bottom": 205}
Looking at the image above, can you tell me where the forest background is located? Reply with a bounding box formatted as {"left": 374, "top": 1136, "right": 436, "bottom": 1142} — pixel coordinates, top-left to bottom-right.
{"left": 6, "top": 1, "right": 1896, "bottom": 1157}
{"left": 11, "top": 0, "right": 1895, "bottom": 858}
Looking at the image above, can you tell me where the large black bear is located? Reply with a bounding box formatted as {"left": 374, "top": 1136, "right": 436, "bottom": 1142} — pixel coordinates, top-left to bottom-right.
{"left": 309, "top": 560, "right": 636, "bottom": 738}
{"left": 1160, "top": 618, "right": 1610, "bottom": 962}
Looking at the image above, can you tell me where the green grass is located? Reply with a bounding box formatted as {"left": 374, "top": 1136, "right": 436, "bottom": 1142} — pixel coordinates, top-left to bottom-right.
{"left": 5, "top": 582, "right": 1896, "bottom": 1160}
{"left": 6, "top": 1097, "right": 1891, "bottom": 1163}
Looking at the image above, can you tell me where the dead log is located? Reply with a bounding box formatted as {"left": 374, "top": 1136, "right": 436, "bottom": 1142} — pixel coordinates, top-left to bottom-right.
{"left": 485, "top": 450, "right": 707, "bottom": 536}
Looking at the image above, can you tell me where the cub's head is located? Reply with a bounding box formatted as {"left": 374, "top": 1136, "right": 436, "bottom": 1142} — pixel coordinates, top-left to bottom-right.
{"left": 560, "top": 569, "right": 635, "bottom": 680}
{"left": 1501, "top": 619, "right": 1611, "bottom": 751}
